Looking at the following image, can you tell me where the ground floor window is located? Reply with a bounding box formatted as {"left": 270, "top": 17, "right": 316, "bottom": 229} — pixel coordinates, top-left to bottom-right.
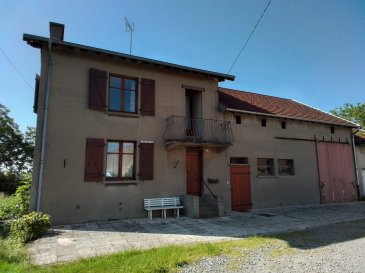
{"left": 257, "top": 158, "right": 274, "bottom": 176}
{"left": 106, "top": 140, "right": 136, "bottom": 179}
{"left": 278, "top": 159, "right": 295, "bottom": 175}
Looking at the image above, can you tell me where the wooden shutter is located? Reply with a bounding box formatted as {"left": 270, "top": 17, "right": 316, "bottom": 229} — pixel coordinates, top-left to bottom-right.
{"left": 140, "top": 78, "right": 155, "bottom": 116}
{"left": 139, "top": 142, "right": 154, "bottom": 180}
{"left": 84, "top": 138, "right": 105, "bottom": 182}
{"left": 89, "top": 68, "right": 107, "bottom": 111}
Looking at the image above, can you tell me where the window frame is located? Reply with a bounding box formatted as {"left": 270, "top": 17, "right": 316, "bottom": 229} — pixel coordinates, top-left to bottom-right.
{"left": 108, "top": 73, "right": 138, "bottom": 114}
{"left": 105, "top": 140, "right": 136, "bottom": 181}
{"left": 257, "top": 158, "right": 275, "bottom": 176}
{"left": 278, "top": 159, "right": 295, "bottom": 176}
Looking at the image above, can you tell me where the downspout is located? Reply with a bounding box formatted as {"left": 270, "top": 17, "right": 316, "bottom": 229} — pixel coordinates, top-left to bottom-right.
{"left": 36, "top": 39, "right": 52, "bottom": 212}
{"left": 351, "top": 127, "right": 360, "bottom": 200}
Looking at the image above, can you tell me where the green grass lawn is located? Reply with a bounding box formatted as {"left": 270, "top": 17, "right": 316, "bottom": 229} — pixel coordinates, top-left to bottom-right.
{"left": 0, "top": 236, "right": 274, "bottom": 273}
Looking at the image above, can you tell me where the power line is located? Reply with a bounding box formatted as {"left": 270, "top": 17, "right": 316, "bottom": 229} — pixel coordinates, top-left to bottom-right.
{"left": 224, "top": 0, "right": 272, "bottom": 78}
{"left": 0, "top": 47, "right": 33, "bottom": 92}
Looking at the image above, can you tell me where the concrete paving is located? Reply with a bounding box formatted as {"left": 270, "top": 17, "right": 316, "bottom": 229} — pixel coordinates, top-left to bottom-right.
{"left": 29, "top": 202, "right": 365, "bottom": 265}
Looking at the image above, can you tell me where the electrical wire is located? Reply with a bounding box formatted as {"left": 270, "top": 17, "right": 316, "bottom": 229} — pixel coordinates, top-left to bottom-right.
{"left": 0, "top": 47, "right": 33, "bottom": 92}
{"left": 223, "top": 0, "right": 272, "bottom": 82}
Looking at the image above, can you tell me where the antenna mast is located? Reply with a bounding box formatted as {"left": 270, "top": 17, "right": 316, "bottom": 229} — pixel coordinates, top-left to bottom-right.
{"left": 124, "top": 17, "right": 135, "bottom": 54}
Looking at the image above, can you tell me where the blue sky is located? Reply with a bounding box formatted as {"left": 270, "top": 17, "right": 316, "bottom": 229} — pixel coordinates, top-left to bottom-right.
{"left": 1, "top": 0, "right": 364, "bottom": 132}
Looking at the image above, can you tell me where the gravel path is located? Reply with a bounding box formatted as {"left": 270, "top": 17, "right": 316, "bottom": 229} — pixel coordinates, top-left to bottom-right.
{"left": 180, "top": 219, "right": 365, "bottom": 273}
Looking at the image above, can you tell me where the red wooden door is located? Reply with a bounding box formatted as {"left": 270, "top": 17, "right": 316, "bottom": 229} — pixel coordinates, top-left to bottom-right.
{"left": 230, "top": 165, "right": 252, "bottom": 211}
{"left": 186, "top": 151, "right": 201, "bottom": 196}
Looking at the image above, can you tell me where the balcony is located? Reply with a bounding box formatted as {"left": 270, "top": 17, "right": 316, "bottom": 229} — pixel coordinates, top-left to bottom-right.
{"left": 163, "top": 116, "right": 233, "bottom": 150}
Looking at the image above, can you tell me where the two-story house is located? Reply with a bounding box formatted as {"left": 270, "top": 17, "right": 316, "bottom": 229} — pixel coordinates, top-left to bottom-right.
{"left": 24, "top": 23, "right": 359, "bottom": 224}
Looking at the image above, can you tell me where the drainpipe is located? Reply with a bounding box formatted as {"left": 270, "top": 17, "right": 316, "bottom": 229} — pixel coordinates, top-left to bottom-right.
{"left": 36, "top": 38, "right": 52, "bottom": 212}
{"left": 351, "top": 127, "right": 360, "bottom": 200}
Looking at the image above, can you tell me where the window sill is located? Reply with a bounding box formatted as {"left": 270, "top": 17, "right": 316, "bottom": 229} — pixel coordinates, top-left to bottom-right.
{"left": 107, "top": 111, "right": 139, "bottom": 118}
{"left": 104, "top": 180, "right": 139, "bottom": 185}
{"left": 256, "top": 175, "right": 278, "bottom": 179}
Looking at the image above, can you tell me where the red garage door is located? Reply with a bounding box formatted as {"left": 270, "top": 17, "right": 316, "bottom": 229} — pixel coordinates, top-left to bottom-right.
{"left": 316, "top": 142, "right": 358, "bottom": 203}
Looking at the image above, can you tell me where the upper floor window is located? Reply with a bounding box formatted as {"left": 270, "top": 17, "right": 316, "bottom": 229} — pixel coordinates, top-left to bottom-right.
{"left": 109, "top": 75, "right": 137, "bottom": 113}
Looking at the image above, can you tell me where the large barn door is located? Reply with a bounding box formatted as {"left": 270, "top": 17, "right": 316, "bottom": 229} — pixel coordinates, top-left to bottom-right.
{"left": 316, "top": 142, "right": 357, "bottom": 203}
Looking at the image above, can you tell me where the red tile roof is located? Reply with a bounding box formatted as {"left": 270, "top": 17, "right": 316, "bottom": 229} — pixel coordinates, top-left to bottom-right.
{"left": 218, "top": 87, "right": 357, "bottom": 127}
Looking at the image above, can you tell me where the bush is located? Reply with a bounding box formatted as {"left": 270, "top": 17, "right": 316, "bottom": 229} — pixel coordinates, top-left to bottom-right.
{"left": 10, "top": 212, "right": 51, "bottom": 243}
{"left": 0, "top": 176, "right": 30, "bottom": 220}
{"left": 0, "top": 236, "right": 28, "bottom": 263}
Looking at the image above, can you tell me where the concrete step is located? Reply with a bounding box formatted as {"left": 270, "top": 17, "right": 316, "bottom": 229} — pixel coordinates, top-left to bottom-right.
{"left": 199, "top": 194, "right": 218, "bottom": 218}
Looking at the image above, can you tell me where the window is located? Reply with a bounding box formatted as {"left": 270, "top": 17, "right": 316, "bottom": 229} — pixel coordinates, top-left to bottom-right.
{"left": 261, "top": 119, "right": 266, "bottom": 127}
{"left": 106, "top": 141, "right": 136, "bottom": 179}
{"left": 230, "top": 157, "right": 248, "bottom": 164}
{"left": 235, "top": 115, "right": 242, "bottom": 124}
{"left": 330, "top": 127, "right": 335, "bottom": 134}
{"left": 108, "top": 75, "right": 137, "bottom": 113}
{"left": 257, "top": 158, "right": 274, "bottom": 176}
{"left": 278, "top": 159, "right": 295, "bottom": 175}
{"left": 84, "top": 138, "right": 154, "bottom": 182}
{"left": 281, "top": 121, "right": 286, "bottom": 129}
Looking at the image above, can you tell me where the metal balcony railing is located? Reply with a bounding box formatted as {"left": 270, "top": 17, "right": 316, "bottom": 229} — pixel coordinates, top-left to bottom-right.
{"left": 163, "top": 116, "right": 233, "bottom": 145}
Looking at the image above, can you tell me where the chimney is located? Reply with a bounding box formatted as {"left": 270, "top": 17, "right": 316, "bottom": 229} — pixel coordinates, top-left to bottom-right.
{"left": 49, "top": 22, "right": 64, "bottom": 41}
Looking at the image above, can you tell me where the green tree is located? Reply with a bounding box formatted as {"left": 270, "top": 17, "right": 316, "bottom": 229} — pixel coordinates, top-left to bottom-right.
{"left": 330, "top": 103, "right": 365, "bottom": 128}
{"left": 0, "top": 103, "right": 35, "bottom": 178}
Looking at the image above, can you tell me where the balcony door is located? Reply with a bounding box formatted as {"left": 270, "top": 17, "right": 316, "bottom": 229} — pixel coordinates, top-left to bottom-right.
{"left": 185, "top": 89, "right": 202, "bottom": 139}
{"left": 186, "top": 150, "right": 201, "bottom": 196}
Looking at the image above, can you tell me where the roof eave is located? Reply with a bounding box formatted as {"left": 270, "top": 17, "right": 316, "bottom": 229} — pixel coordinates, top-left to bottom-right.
{"left": 23, "top": 33, "right": 235, "bottom": 82}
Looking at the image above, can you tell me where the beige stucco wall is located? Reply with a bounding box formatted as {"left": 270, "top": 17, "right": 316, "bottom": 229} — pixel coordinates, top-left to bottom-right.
{"left": 31, "top": 46, "right": 221, "bottom": 224}
{"left": 31, "top": 45, "right": 355, "bottom": 224}
{"left": 212, "top": 113, "right": 353, "bottom": 209}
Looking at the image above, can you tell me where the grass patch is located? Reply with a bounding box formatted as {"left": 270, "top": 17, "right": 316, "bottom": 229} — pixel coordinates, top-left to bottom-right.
{"left": 0, "top": 236, "right": 277, "bottom": 273}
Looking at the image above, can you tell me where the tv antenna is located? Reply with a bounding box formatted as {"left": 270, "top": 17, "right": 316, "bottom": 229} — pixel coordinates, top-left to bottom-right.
{"left": 124, "top": 17, "right": 135, "bottom": 54}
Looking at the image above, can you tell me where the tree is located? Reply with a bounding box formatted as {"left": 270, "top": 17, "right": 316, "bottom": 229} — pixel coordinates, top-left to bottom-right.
{"left": 330, "top": 103, "right": 365, "bottom": 128}
{"left": 0, "top": 104, "right": 35, "bottom": 174}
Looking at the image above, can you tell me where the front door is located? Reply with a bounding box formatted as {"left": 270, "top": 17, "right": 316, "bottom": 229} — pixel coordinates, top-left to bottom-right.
{"left": 186, "top": 150, "right": 201, "bottom": 196}
{"left": 230, "top": 165, "right": 252, "bottom": 211}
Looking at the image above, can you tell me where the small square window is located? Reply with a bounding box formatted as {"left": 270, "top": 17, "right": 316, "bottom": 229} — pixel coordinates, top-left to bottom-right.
{"left": 330, "top": 127, "right": 335, "bottom": 134}
{"left": 235, "top": 115, "right": 241, "bottom": 124}
{"left": 281, "top": 121, "right": 286, "bottom": 129}
{"left": 257, "top": 158, "right": 274, "bottom": 176}
{"left": 261, "top": 119, "right": 266, "bottom": 127}
{"left": 278, "top": 159, "right": 295, "bottom": 175}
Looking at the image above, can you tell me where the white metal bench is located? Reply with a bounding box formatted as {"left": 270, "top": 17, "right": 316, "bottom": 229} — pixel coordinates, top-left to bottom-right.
{"left": 144, "top": 197, "right": 183, "bottom": 219}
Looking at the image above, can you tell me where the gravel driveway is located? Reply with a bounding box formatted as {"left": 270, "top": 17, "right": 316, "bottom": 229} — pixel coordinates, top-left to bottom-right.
{"left": 180, "top": 219, "right": 365, "bottom": 273}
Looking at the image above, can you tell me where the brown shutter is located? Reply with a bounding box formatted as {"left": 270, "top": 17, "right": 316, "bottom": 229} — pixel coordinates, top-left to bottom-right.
{"left": 89, "top": 68, "right": 107, "bottom": 111}
{"left": 84, "top": 138, "right": 104, "bottom": 182}
{"left": 139, "top": 142, "right": 154, "bottom": 180}
{"left": 140, "top": 78, "right": 155, "bottom": 116}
